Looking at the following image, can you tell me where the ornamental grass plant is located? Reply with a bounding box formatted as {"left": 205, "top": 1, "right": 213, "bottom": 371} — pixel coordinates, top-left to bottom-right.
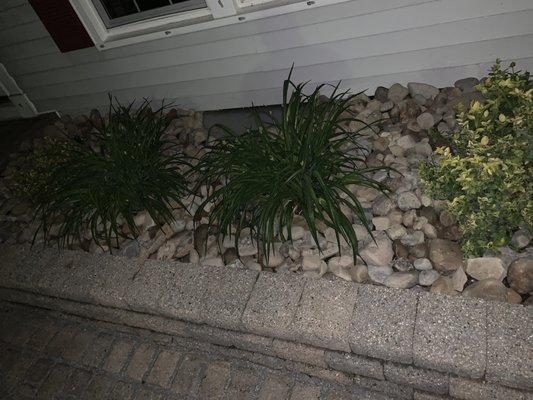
{"left": 13, "top": 99, "right": 190, "bottom": 248}
{"left": 193, "top": 72, "right": 390, "bottom": 261}
{"left": 420, "top": 61, "right": 532, "bottom": 255}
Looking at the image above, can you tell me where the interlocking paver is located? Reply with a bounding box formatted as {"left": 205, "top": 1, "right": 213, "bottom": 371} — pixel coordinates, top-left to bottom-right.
{"left": 257, "top": 375, "right": 292, "bottom": 400}
{"left": 198, "top": 360, "right": 232, "bottom": 400}
{"left": 171, "top": 353, "right": 206, "bottom": 397}
{"left": 289, "top": 382, "right": 321, "bottom": 400}
{"left": 108, "top": 380, "right": 136, "bottom": 400}
{"left": 104, "top": 337, "right": 136, "bottom": 373}
{"left": 37, "top": 363, "right": 72, "bottom": 400}
{"left": 82, "top": 373, "right": 116, "bottom": 400}
{"left": 223, "top": 367, "right": 261, "bottom": 400}
{"left": 145, "top": 349, "right": 182, "bottom": 388}
{"left": 82, "top": 332, "right": 115, "bottom": 368}
{"left": 126, "top": 342, "right": 157, "bottom": 381}
{"left": 62, "top": 368, "right": 93, "bottom": 397}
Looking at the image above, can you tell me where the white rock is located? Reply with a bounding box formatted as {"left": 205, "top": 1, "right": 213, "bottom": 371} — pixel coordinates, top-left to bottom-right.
{"left": 372, "top": 217, "right": 390, "bottom": 231}
{"left": 303, "top": 260, "right": 328, "bottom": 278}
{"left": 302, "top": 255, "right": 322, "bottom": 271}
{"left": 396, "top": 135, "right": 416, "bottom": 150}
{"left": 385, "top": 271, "right": 419, "bottom": 289}
{"left": 401, "top": 231, "right": 425, "bottom": 246}
{"left": 328, "top": 255, "right": 354, "bottom": 281}
{"left": 408, "top": 82, "right": 439, "bottom": 100}
{"left": 419, "top": 270, "right": 440, "bottom": 286}
{"left": 368, "top": 265, "right": 394, "bottom": 285}
{"left": 414, "top": 258, "right": 433, "bottom": 271}
{"left": 466, "top": 257, "right": 506, "bottom": 281}
{"left": 397, "top": 192, "right": 421, "bottom": 211}
{"left": 386, "top": 224, "right": 407, "bottom": 240}
{"left": 359, "top": 232, "right": 393, "bottom": 266}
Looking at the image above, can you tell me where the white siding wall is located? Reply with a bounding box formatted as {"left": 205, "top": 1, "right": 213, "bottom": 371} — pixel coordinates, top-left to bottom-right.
{"left": 1, "top": 0, "right": 532, "bottom": 115}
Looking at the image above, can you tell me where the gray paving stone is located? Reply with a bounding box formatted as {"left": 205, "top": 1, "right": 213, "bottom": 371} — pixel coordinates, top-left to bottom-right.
{"left": 325, "top": 350, "right": 384, "bottom": 380}
{"left": 384, "top": 362, "right": 449, "bottom": 395}
{"left": 257, "top": 374, "right": 292, "bottom": 400}
{"left": 108, "top": 380, "right": 136, "bottom": 400}
{"left": 449, "top": 377, "right": 528, "bottom": 400}
{"left": 82, "top": 373, "right": 116, "bottom": 400}
{"left": 171, "top": 353, "right": 207, "bottom": 397}
{"left": 145, "top": 349, "right": 182, "bottom": 388}
{"left": 37, "top": 363, "right": 72, "bottom": 400}
{"left": 292, "top": 279, "right": 358, "bottom": 352}
{"left": 349, "top": 285, "right": 418, "bottom": 364}
{"left": 414, "top": 293, "right": 486, "bottom": 379}
{"left": 126, "top": 342, "right": 157, "bottom": 381}
{"left": 486, "top": 302, "right": 533, "bottom": 390}
{"left": 413, "top": 391, "right": 452, "bottom": 400}
{"left": 290, "top": 381, "right": 322, "bottom": 400}
{"left": 62, "top": 368, "right": 93, "bottom": 397}
{"left": 224, "top": 367, "right": 261, "bottom": 400}
{"left": 353, "top": 375, "right": 414, "bottom": 400}
{"left": 134, "top": 388, "right": 164, "bottom": 400}
{"left": 198, "top": 360, "right": 232, "bottom": 400}
{"left": 242, "top": 271, "right": 307, "bottom": 340}
{"left": 81, "top": 332, "right": 115, "bottom": 368}
{"left": 104, "top": 338, "right": 136, "bottom": 373}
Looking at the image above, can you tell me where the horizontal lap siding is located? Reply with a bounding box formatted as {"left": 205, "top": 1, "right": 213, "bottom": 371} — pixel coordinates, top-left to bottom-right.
{"left": 1, "top": 0, "right": 532, "bottom": 115}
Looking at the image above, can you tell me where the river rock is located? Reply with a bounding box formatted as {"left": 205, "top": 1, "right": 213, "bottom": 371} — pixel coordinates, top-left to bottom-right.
{"left": 350, "top": 264, "right": 369, "bottom": 283}
{"left": 397, "top": 192, "right": 421, "bottom": 211}
{"left": 510, "top": 229, "right": 531, "bottom": 249}
{"left": 368, "top": 265, "right": 394, "bottom": 285}
{"left": 507, "top": 258, "right": 533, "bottom": 294}
{"left": 419, "top": 270, "right": 440, "bottom": 286}
{"left": 359, "top": 232, "right": 393, "bottom": 266}
{"left": 408, "top": 82, "right": 439, "bottom": 100}
{"left": 385, "top": 271, "right": 418, "bottom": 289}
{"left": 451, "top": 266, "right": 467, "bottom": 292}
{"left": 387, "top": 224, "right": 407, "bottom": 240}
{"left": 463, "top": 279, "right": 507, "bottom": 302}
{"left": 506, "top": 289, "right": 522, "bottom": 304}
{"left": 372, "top": 196, "right": 394, "bottom": 216}
{"left": 429, "top": 239, "right": 463, "bottom": 272}
{"left": 466, "top": 257, "right": 506, "bottom": 281}
{"left": 430, "top": 276, "right": 457, "bottom": 296}
{"left": 401, "top": 231, "right": 425, "bottom": 247}
{"left": 454, "top": 77, "right": 479, "bottom": 93}
{"left": 413, "top": 258, "right": 432, "bottom": 271}
{"left": 388, "top": 83, "right": 409, "bottom": 103}
{"left": 328, "top": 255, "right": 354, "bottom": 281}
{"left": 416, "top": 112, "right": 435, "bottom": 130}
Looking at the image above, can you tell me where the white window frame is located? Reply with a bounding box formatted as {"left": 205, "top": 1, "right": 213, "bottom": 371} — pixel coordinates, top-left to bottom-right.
{"left": 69, "top": 0, "right": 349, "bottom": 50}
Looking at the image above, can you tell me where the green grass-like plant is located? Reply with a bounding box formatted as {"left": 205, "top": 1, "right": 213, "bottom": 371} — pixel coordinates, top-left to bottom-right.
{"left": 193, "top": 72, "right": 390, "bottom": 261}
{"left": 14, "top": 98, "right": 190, "bottom": 248}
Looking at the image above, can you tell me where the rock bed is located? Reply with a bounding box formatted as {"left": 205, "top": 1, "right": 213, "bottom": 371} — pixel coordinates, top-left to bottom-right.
{"left": 0, "top": 78, "right": 531, "bottom": 306}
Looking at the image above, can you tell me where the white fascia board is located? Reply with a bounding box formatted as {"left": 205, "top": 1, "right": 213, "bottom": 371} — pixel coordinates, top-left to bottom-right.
{"left": 69, "top": 0, "right": 351, "bottom": 51}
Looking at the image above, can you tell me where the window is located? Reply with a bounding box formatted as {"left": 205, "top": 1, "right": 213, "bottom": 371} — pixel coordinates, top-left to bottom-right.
{"left": 92, "top": 0, "right": 207, "bottom": 28}
{"left": 70, "top": 0, "right": 344, "bottom": 50}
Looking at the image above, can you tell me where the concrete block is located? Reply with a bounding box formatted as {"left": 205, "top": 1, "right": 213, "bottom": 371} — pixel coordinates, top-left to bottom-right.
{"left": 414, "top": 293, "right": 486, "bottom": 379}
{"left": 292, "top": 279, "right": 357, "bottom": 352}
{"left": 414, "top": 391, "right": 452, "bottom": 400}
{"left": 324, "top": 350, "right": 384, "bottom": 380}
{"left": 449, "top": 377, "right": 528, "bottom": 400}
{"left": 349, "top": 285, "right": 418, "bottom": 364}
{"left": 384, "top": 362, "right": 449, "bottom": 395}
{"left": 242, "top": 272, "right": 307, "bottom": 340}
{"left": 159, "top": 262, "right": 257, "bottom": 331}
{"left": 486, "top": 302, "right": 533, "bottom": 390}
{"left": 353, "top": 374, "right": 414, "bottom": 400}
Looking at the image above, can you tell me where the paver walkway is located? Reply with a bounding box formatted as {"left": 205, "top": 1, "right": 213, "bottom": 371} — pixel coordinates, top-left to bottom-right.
{"left": 0, "top": 301, "right": 378, "bottom": 400}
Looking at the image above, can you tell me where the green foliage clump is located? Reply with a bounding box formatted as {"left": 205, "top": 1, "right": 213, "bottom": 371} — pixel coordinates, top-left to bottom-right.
{"left": 13, "top": 99, "right": 189, "bottom": 248}
{"left": 193, "top": 73, "right": 390, "bottom": 260}
{"left": 420, "top": 61, "right": 532, "bottom": 255}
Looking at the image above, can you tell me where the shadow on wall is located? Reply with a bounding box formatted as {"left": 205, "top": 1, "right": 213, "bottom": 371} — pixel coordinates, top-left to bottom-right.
{"left": 203, "top": 105, "right": 282, "bottom": 137}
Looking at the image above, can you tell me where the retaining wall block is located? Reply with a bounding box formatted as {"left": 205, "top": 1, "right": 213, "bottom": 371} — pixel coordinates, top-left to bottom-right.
{"left": 413, "top": 293, "right": 486, "bottom": 379}
{"left": 291, "top": 278, "right": 357, "bottom": 352}
{"left": 383, "top": 362, "right": 449, "bottom": 395}
{"left": 349, "top": 284, "right": 418, "bottom": 364}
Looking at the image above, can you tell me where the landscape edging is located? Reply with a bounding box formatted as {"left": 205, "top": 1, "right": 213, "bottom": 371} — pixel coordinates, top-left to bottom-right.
{"left": 0, "top": 244, "right": 531, "bottom": 400}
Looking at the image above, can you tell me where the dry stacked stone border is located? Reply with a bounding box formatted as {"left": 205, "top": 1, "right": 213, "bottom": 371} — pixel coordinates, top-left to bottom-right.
{"left": 0, "top": 244, "right": 531, "bottom": 400}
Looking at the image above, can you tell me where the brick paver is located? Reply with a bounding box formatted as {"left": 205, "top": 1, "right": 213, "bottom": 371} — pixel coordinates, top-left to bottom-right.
{"left": 0, "top": 300, "right": 380, "bottom": 400}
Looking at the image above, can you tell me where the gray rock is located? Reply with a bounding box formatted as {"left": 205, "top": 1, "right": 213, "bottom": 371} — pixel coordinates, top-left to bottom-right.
{"left": 328, "top": 255, "right": 354, "bottom": 281}
{"left": 429, "top": 239, "right": 464, "bottom": 272}
{"left": 429, "top": 276, "right": 457, "bottom": 296}
{"left": 392, "top": 258, "right": 413, "bottom": 272}
{"left": 463, "top": 279, "right": 507, "bottom": 302}
{"left": 451, "top": 266, "right": 467, "bottom": 292}
{"left": 439, "top": 210, "right": 456, "bottom": 227}
{"left": 416, "top": 112, "right": 435, "bottom": 130}
{"left": 350, "top": 264, "right": 369, "bottom": 283}
{"left": 359, "top": 232, "right": 393, "bottom": 266}
{"left": 507, "top": 258, "right": 533, "bottom": 294}
{"left": 387, "top": 224, "right": 407, "bottom": 240}
{"left": 408, "top": 82, "right": 439, "bottom": 100}
{"left": 510, "top": 229, "right": 531, "bottom": 249}
{"left": 419, "top": 270, "right": 440, "bottom": 286}
{"left": 385, "top": 271, "right": 418, "bottom": 289}
{"left": 372, "top": 196, "right": 394, "bottom": 216}
{"left": 368, "top": 265, "right": 394, "bottom": 285}
{"left": 121, "top": 240, "right": 140, "bottom": 258}
{"left": 374, "top": 86, "right": 389, "bottom": 102}
{"left": 414, "top": 258, "right": 433, "bottom": 271}
{"left": 397, "top": 192, "right": 421, "bottom": 211}
{"left": 454, "top": 77, "right": 479, "bottom": 93}
{"left": 466, "top": 257, "right": 506, "bottom": 281}
{"left": 401, "top": 231, "right": 425, "bottom": 247}
{"left": 388, "top": 83, "right": 409, "bottom": 104}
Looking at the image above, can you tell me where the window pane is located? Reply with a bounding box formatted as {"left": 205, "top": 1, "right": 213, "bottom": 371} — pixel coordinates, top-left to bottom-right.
{"left": 136, "top": 0, "right": 172, "bottom": 11}
{"left": 100, "top": 0, "right": 138, "bottom": 18}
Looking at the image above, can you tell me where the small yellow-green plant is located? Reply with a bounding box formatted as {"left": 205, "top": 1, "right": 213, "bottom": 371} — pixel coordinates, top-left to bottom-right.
{"left": 420, "top": 60, "right": 532, "bottom": 255}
